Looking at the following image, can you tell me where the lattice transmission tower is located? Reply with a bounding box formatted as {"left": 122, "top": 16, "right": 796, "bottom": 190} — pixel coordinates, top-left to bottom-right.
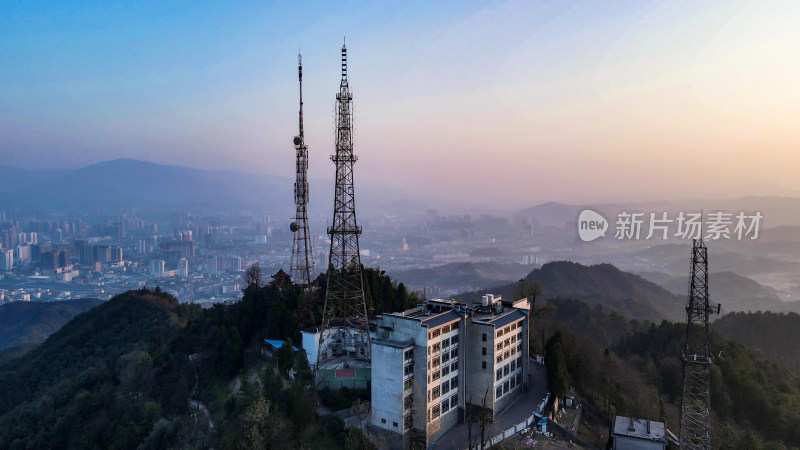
{"left": 316, "top": 41, "right": 371, "bottom": 379}
{"left": 680, "top": 238, "right": 720, "bottom": 449}
{"left": 290, "top": 53, "right": 314, "bottom": 291}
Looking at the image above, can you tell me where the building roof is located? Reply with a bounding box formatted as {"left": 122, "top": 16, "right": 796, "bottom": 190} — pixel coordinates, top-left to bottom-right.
{"left": 264, "top": 339, "right": 300, "bottom": 352}
{"left": 421, "top": 310, "right": 461, "bottom": 328}
{"left": 473, "top": 308, "right": 526, "bottom": 328}
{"left": 613, "top": 416, "right": 666, "bottom": 443}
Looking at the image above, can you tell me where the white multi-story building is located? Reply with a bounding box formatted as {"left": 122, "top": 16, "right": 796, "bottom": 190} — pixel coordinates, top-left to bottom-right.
{"left": 177, "top": 258, "right": 189, "bottom": 277}
{"left": 370, "top": 294, "right": 531, "bottom": 448}
{"left": 150, "top": 259, "right": 165, "bottom": 278}
{"left": 0, "top": 249, "right": 14, "bottom": 272}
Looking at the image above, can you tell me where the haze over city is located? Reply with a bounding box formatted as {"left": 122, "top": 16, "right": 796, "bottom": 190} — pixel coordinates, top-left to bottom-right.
{"left": 3, "top": 1, "right": 800, "bottom": 208}
{"left": 2, "top": 2, "right": 800, "bottom": 449}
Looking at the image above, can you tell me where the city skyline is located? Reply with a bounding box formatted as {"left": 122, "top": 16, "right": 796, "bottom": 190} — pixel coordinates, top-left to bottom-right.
{"left": 3, "top": 1, "right": 800, "bottom": 207}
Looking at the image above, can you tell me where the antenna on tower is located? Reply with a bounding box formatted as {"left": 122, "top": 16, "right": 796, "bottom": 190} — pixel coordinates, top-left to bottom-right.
{"left": 316, "top": 41, "right": 369, "bottom": 387}
{"left": 679, "top": 238, "right": 720, "bottom": 449}
{"left": 289, "top": 53, "right": 314, "bottom": 292}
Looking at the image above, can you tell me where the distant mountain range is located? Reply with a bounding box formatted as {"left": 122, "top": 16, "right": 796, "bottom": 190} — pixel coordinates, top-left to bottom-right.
{"left": 389, "top": 262, "right": 535, "bottom": 293}
{"left": 639, "top": 270, "right": 800, "bottom": 314}
{"left": 0, "top": 159, "right": 293, "bottom": 212}
{"left": 0, "top": 159, "right": 428, "bottom": 215}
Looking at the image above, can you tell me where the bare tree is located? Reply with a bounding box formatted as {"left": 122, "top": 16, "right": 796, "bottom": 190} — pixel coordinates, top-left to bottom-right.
{"left": 244, "top": 262, "right": 263, "bottom": 289}
{"left": 466, "top": 384, "right": 494, "bottom": 450}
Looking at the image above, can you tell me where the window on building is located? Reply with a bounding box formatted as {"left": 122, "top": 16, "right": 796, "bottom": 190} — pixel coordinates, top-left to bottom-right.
{"left": 504, "top": 365, "right": 509, "bottom": 376}
{"left": 517, "top": 356, "right": 522, "bottom": 366}
{"left": 405, "top": 349, "right": 413, "bottom": 361}
{"left": 382, "top": 418, "right": 386, "bottom": 423}
{"left": 516, "top": 373, "right": 522, "bottom": 385}
{"left": 432, "top": 386, "right": 440, "bottom": 399}
{"left": 451, "top": 375, "right": 458, "bottom": 387}
{"left": 451, "top": 393, "right": 458, "bottom": 406}
{"left": 511, "top": 360, "right": 516, "bottom": 371}
{"left": 510, "top": 377, "right": 516, "bottom": 389}
{"left": 496, "top": 329, "right": 502, "bottom": 337}
{"left": 432, "top": 357, "right": 440, "bottom": 367}
{"left": 504, "top": 380, "right": 510, "bottom": 393}
{"left": 511, "top": 323, "right": 516, "bottom": 331}
{"left": 496, "top": 355, "right": 502, "bottom": 364}
{"left": 452, "top": 334, "right": 459, "bottom": 344}
{"left": 504, "top": 350, "right": 510, "bottom": 360}
{"left": 451, "top": 348, "right": 458, "bottom": 358}
{"left": 482, "top": 361, "right": 487, "bottom": 369}
{"left": 405, "top": 415, "right": 412, "bottom": 430}
{"left": 432, "top": 328, "right": 441, "bottom": 338}
{"left": 496, "top": 386, "right": 502, "bottom": 398}
{"left": 442, "top": 380, "right": 450, "bottom": 394}
{"left": 482, "top": 347, "right": 487, "bottom": 356}
{"left": 482, "top": 333, "right": 487, "bottom": 342}
{"left": 441, "top": 365, "right": 450, "bottom": 377}
{"left": 511, "top": 347, "right": 516, "bottom": 356}
{"left": 404, "top": 379, "right": 414, "bottom": 390}
{"left": 441, "top": 324, "right": 450, "bottom": 333}
{"left": 405, "top": 364, "right": 414, "bottom": 376}
{"left": 496, "top": 343, "right": 502, "bottom": 352}
{"left": 504, "top": 326, "right": 510, "bottom": 334}
{"left": 451, "top": 362, "right": 458, "bottom": 372}
{"left": 496, "top": 368, "right": 502, "bottom": 381}
{"left": 432, "top": 370, "right": 441, "bottom": 381}
{"left": 442, "top": 352, "right": 450, "bottom": 363}
{"left": 517, "top": 343, "right": 522, "bottom": 353}
{"left": 442, "top": 338, "right": 449, "bottom": 348}
{"left": 441, "top": 398, "right": 450, "bottom": 413}
{"left": 393, "top": 422, "right": 398, "bottom": 427}
{"left": 428, "top": 346, "right": 431, "bottom": 355}
{"left": 432, "top": 404, "right": 440, "bottom": 420}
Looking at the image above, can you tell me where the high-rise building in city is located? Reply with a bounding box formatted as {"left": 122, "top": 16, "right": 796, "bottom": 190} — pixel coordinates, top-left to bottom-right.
{"left": 177, "top": 258, "right": 189, "bottom": 277}
{"left": 150, "top": 259, "right": 165, "bottom": 278}
{"left": 0, "top": 249, "right": 14, "bottom": 272}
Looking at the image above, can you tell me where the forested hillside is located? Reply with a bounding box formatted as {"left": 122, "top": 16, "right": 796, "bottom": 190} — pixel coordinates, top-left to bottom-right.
{"left": 536, "top": 295, "right": 800, "bottom": 448}
{"left": 713, "top": 311, "right": 800, "bottom": 374}
{"left": 0, "top": 298, "right": 103, "bottom": 351}
{"left": 0, "top": 267, "right": 418, "bottom": 449}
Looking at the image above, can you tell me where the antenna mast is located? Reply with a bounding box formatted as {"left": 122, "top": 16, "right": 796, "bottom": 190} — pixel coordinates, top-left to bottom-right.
{"left": 316, "top": 40, "right": 371, "bottom": 384}
{"left": 290, "top": 53, "right": 314, "bottom": 291}
{"left": 680, "top": 237, "right": 719, "bottom": 449}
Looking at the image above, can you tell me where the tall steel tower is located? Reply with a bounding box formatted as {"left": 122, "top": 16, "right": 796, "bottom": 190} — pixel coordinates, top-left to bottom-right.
{"left": 316, "top": 41, "right": 371, "bottom": 376}
{"left": 290, "top": 53, "right": 314, "bottom": 290}
{"left": 680, "top": 238, "right": 719, "bottom": 450}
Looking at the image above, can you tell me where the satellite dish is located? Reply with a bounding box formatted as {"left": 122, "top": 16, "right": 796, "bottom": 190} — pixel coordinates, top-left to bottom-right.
{"left": 290, "top": 222, "right": 300, "bottom": 232}
{"left": 293, "top": 136, "right": 301, "bottom": 146}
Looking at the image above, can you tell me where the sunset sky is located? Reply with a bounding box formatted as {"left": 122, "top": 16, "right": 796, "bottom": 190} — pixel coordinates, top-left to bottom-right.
{"left": 2, "top": 1, "right": 799, "bottom": 207}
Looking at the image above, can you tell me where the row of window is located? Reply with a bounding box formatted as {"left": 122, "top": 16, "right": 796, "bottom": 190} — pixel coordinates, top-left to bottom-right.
{"left": 496, "top": 343, "right": 522, "bottom": 364}
{"left": 428, "top": 375, "right": 459, "bottom": 402}
{"left": 495, "top": 321, "right": 520, "bottom": 338}
{"left": 428, "top": 322, "right": 458, "bottom": 340}
{"left": 495, "top": 373, "right": 523, "bottom": 399}
{"left": 428, "top": 392, "right": 459, "bottom": 422}
{"left": 429, "top": 361, "right": 458, "bottom": 383}
{"left": 495, "top": 357, "right": 522, "bottom": 381}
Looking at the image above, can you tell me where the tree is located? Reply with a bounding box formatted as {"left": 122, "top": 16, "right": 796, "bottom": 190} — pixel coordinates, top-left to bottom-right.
{"left": 244, "top": 263, "right": 263, "bottom": 289}
{"left": 545, "top": 331, "right": 570, "bottom": 399}
{"left": 277, "top": 339, "right": 295, "bottom": 374}
{"left": 117, "top": 350, "right": 153, "bottom": 404}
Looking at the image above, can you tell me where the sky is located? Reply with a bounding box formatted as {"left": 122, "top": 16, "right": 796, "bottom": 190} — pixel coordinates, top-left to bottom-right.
{"left": 2, "top": 0, "right": 799, "bottom": 208}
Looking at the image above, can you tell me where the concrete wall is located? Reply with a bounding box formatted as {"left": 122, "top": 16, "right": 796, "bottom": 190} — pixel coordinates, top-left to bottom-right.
{"left": 613, "top": 435, "right": 666, "bottom": 450}
{"left": 465, "top": 322, "right": 496, "bottom": 408}
{"left": 371, "top": 341, "right": 406, "bottom": 434}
